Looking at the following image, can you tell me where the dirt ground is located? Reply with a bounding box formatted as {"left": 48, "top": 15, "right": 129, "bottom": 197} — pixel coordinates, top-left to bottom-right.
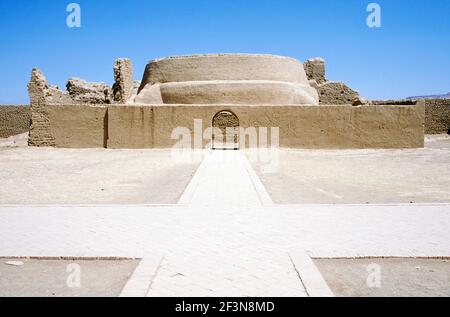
{"left": 314, "top": 258, "right": 450, "bottom": 297}
{"left": 1, "top": 134, "right": 449, "bottom": 205}
{"left": 251, "top": 135, "right": 450, "bottom": 204}
{"left": 0, "top": 143, "right": 199, "bottom": 205}
{"left": 0, "top": 132, "right": 28, "bottom": 148}
{"left": 0, "top": 258, "right": 139, "bottom": 297}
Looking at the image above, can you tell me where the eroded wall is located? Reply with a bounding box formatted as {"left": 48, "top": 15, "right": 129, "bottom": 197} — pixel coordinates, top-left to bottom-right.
{"left": 46, "top": 104, "right": 107, "bottom": 148}
{"left": 0, "top": 106, "right": 30, "bottom": 138}
{"left": 424, "top": 99, "right": 450, "bottom": 134}
{"left": 104, "top": 104, "right": 424, "bottom": 149}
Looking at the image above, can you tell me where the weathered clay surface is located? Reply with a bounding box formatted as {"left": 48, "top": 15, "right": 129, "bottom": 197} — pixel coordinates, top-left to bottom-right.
{"left": 28, "top": 69, "right": 59, "bottom": 146}
{"left": 370, "top": 99, "right": 417, "bottom": 105}
{"left": 0, "top": 106, "right": 30, "bottom": 138}
{"left": 136, "top": 54, "right": 319, "bottom": 105}
{"left": 67, "top": 78, "right": 113, "bottom": 104}
{"left": 129, "top": 80, "right": 141, "bottom": 101}
{"left": 142, "top": 54, "right": 310, "bottom": 84}
{"left": 134, "top": 83, "right": 163, "bottom": 104}
{"left": 104, "top": 104, "right": 424, "bottom": 149}
{"left": 46, "top": 104, "right": 107, "bottom": 148}
{"left": 303, "top": 57, "right": 363, "bottom": 105}
{"left": 304, "top": 57, "right": 326, "bottom": 84}
{"left": 424, "top": 99, "right": 450, "bottom": 134}
{"left": 158, "top": 80, "right": 319, "bottom": 105}
{"left": 28, "top": 69, "right": 73, "bottom": 106}
{"left": 317, "top": 81, "right": 360, "bottom": 105}
{"left": 113, "top": 58, "right": 134, "bottom": 103}
{"left": 27, "top": 69, "right": 113, "bottom": 146}
{"left": 25, "top": 54, "right": 427, "bottom": 149}
{"left": 369, "top": 99, "right": 449, "bottom": 134}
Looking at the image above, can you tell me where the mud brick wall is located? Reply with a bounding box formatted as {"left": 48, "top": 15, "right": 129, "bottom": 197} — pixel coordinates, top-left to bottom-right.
{"left": 424, "top": 99, "right": 450, "bottom": 134}
{"left": 0, "top": 105, "right": 30, "bottom": 138}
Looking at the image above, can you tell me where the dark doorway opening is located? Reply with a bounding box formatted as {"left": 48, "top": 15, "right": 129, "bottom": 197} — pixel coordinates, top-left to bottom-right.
{"left": 212, "top": 111, "right": 240, "bottom": 150}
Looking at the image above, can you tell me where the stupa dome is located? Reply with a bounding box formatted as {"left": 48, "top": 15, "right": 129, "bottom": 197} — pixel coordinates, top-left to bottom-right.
{"left": 134, "top": 54, "right": 319, "bottom": 105}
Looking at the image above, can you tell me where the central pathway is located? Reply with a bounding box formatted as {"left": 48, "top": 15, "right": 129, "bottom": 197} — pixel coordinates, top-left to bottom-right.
{"left": 178, "top": 151, "right": 273, "bottom": 207}
{"left": 2, "top": 151, "right": 449, "bottom": 296}
{"left": 162, "top": 150, "right": 306, "bottom": 296}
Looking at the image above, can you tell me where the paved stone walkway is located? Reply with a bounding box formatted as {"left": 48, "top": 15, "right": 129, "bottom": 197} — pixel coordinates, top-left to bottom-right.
{"left": 2, "top": 204, "right": 450, "bottom": 258}
{"left": 1, "top": 151, "right": 450, "bottom": 296}
{"left": 1, "top": 204, "right": 450, "bottom": 296}
{"left": 179, "top": 151, "right": 272, "bottom": 206}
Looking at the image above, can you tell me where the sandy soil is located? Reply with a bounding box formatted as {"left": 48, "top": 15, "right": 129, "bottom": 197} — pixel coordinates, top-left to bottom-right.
{"left": 0, "top": 258, "right": 139, "bottom": 297}
{"left": 0, "top": 146, "right": 199, "bottom": 204}
{"left": 314, "top": 258, "right": 450, "bottom": 297}
{"left": 250, "top": 135, "right": 450, "bottom": 204}
{"left": 0, "top": 132, "right": 28, "bottom": 148}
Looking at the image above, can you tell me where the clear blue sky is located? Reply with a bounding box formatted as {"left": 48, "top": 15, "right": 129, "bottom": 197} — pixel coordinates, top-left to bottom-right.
{"left": 0, "top": 0, "right": 449, "bottom": 104}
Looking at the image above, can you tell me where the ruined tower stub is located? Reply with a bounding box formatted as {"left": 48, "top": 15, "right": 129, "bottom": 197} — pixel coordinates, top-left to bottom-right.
{"left": 113, "top": 58, "right": 134, "bottom": 103}
{"left": 303, "top": 57, "right": 362, "bottom": 105}
{"left": 27, "top": 69, "right": 57, "bottom": 146}
{"left": 304, "top": 57, "right": 326, "bottom": 84}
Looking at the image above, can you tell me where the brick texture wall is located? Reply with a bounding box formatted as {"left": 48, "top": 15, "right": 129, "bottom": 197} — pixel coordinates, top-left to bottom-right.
{"left": 424, "top": 99, "right": 450, "bottom": 134}
{"left": 0, "top": 106, "right": 30, "bottom": 138}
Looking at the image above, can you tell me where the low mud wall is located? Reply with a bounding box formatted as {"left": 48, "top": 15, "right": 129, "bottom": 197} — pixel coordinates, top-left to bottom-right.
{"left": 0, "top": 105, "right": 30, "bottom": 138}
{"left": 424, "top": 99, "right": 450, "bottom": 134}
{"left": 38, "top": 103, "right": 424, "bottom": 149}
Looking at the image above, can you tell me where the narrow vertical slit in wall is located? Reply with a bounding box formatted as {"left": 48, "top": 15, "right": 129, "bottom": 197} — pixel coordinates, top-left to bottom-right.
{"left": 150, "top": 107, "right": 154, "bottom": 147}
{"left": 103, "top": 108, "right": 109, "bottom": 148}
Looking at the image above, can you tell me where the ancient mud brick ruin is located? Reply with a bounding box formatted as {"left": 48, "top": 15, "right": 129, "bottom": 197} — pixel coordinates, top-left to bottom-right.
{"left": 112, "top": 58, "right": 136, "bottom": 104}
{"left": 304, "top": 57, "right": 361, "bottom": 105}
{"left": 28, "top": 54, "right": 425, "bottom": 149}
